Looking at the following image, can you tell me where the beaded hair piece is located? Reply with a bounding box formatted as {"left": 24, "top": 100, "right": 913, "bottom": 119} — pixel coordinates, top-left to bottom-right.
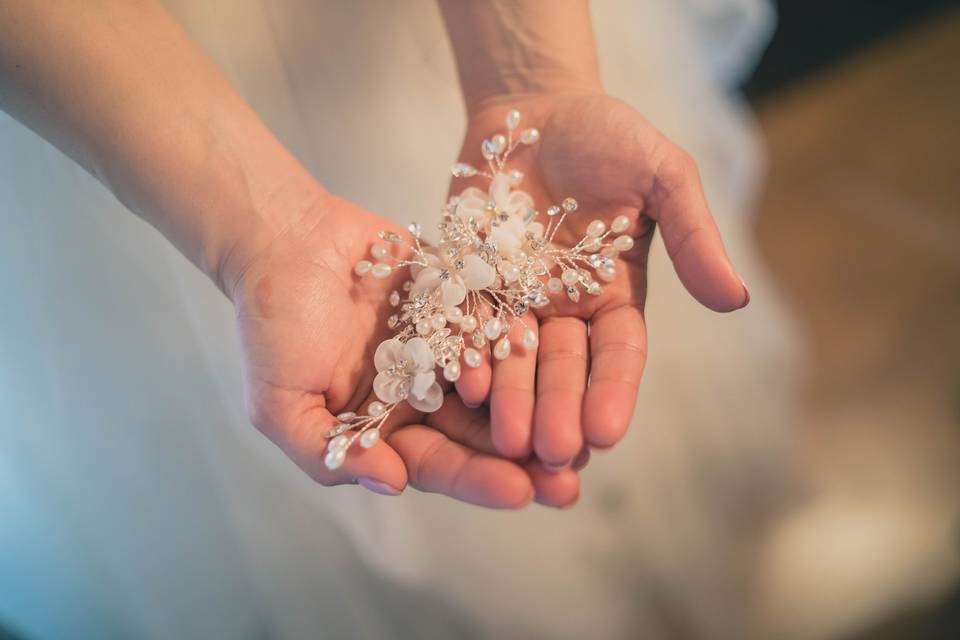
{"left": 323, "top": 109, "right": 634, "bottom": 470}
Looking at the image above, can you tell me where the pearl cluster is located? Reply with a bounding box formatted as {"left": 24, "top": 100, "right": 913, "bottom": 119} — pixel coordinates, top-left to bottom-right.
{"left": 324, "top": 109, "right": 633, "bottom": 469}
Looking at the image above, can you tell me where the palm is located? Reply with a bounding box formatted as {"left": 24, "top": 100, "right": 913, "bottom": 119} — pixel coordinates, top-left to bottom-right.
{"left": 453, "top": 93, "right": 748, "bottom": 465}
{"left": 230, "top": 195, "right": 577, "bottom": 507}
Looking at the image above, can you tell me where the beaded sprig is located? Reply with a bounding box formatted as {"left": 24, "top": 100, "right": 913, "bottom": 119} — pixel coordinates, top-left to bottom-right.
{"left": 323, "top": 108, "right": 634, "bottom": 470}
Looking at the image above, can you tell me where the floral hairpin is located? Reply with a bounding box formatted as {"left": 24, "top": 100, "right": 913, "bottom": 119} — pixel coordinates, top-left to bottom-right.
{"left": 323, "top": 109, "right": 634, "bottom": 470}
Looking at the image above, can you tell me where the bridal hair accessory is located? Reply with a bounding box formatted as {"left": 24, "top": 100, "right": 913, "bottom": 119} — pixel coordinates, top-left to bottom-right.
{"left": 323, "top": 109, "right": 633, "bottom": 470}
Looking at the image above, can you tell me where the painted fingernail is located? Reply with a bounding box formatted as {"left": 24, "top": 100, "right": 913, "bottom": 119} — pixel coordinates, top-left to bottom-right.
{"left": 358, "top": 477, "right": 402, "bottom": 496}
{"left": 740, "top": 280, "right": 750, "bottom": 308}
{"left": 543, "top": 458, "right": 572, "bottom": 473}
{"left": 572, "top": 448, "right": 591, "bottom": 471}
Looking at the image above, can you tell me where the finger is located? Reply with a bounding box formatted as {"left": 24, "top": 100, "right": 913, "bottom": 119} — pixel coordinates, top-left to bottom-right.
{"left": 425, "top": 393, "right": 499, "bottom": 454}
{"left": 387, "top": 425, "right": 534, "bottom": 509}
{"left": 582, "top": 304, "right": 647, "bottom": 448}
{"left": 250, "top": 387, "right": 407, "bottom": 494}
{"left": 526, "top": 458, "right": 580, "bottom": 509}
{"left": 489, "top": 315, "right": 538, "bottom": 458}
{"left": 648, "top": 148, "right": 749, "bottom": 312}
{"left": 534, "top": 316, "right": 588, "bottom": 467}
{"left": 455, "top": 339, "right": 491, "bottom": 408}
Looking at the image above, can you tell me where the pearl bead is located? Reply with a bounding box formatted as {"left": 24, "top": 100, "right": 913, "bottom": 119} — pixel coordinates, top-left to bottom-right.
{"left": 460, "top": 315, "right": 478, "bottom": 333}
{"left": 506, "top": 109, "right": 521, "bottom": 130}
{"left": 582, "top": 237, "right": 601, "bottom": 253}
{"left": 586, "top": 220, "right": 606, "bottom": 238}
{"left": 483, "top": 318, "right": 502, "bottom": 340}
{"left": 500, "top": 262, "right": 520, "bottom": 283}
{"left": 547, "top": 277, "right": 564, "bottom": 293}
{"left": 613, "top": 235, "right": 634, "bottom": 251}
{"left": 370, "top": 243, "right": 388, "bottom": 259}
{"left": 359, "top": 428, "right": 380, "bottom": 449}
{"left": 328, "top": 434, "right": 350, "bottom": 451}
{"left": 597, "top": 266, "right": 616, "bottom": 282}
{"left": 601, "top": 247, "right": 618, "bottom": 258}
{"left": 522, "top": 329, "right": 539, "bottom": 349}
{"left": 561, "top": 269, "right": 579, "bottom": 286}
{"left": 324, "top": 448, "right": 346, "bottom": 470}
{"left": 368, "top": 401, "right": 386, "bottom": 417}
{"left": 430, "top": 314, "right": 447, "bottom": 331}
{"left": 443, "top": 360, "right": 461, "bottom": 382}
{"left": 463, "top": 348, "right": 482, "bottom": 368}
{"left": 371, "top": 263, "right": 392, "bottom": 279}
{"left": 354, "top": 260, "right": 372, "bottom": 276}
{"left": 446, "top": 306, "right": 464, "bottom": 323}
{"left": 611, "top": 215, "right": 630, "bottom": 233}
{"left": 493, "top": 336, "right": 511, "bottom": 360}
{"left": 416, "top": 318, "right": 432, "bottom": 335}
{"left": 336, "top": 411, "right": 356, "bottom": 421}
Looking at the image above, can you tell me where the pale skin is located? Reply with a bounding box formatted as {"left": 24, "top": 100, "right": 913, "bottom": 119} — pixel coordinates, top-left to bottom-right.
{"left": 0, "top": 0, "right": 745, "bottom": 508}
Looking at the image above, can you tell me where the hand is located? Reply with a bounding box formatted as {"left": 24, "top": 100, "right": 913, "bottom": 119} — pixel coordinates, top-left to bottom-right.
{"left": 452, "top": 91, "right": 749, "bottom": 466}
{"left": 224, "top": 191, "right": 580, "bottom": 507}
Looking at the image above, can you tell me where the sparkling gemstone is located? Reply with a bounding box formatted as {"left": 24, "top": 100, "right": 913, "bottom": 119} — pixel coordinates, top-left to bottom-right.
{"left": 371, "top": 263, "right": 392, "bottom": 279}
{"left": 443, "top": 360, "right": 461, "bottom": 382}
{"left": 324, "top": 448, "right": 346, "bottom": 470}
{"left": 483, "top": 318, "right": 503, "bottom": 340}
{"left": 451, "top": 162, "right": 478, "bottom": 178}
{"left": 371, "top": 243, "right": 389, "bottom": 259}
{"left": 547, "top": 277, "right": 564, "bottom": 293}
{"left": 378, "top": 231, "right": 402, "bottom": 243}
{"left": 360, "top": 428, "right": 380, "bottom": 449}
{"left": 408, "top": 222, "right": 422, "bottom": 237}
{"left": 611, "top": 215, "right": 630, "bottom": 233}
{"left": 520, "top": 128, "right": 540, "bottom": 144}
{"left": 460, "top": 315, "right": 478, "bottom": 333}
{"left": 493, "top": 336, "right": 511, "bottom": 360}
{"left": 587, "top": 220, "right": 606, "bottom": 238}
{"left": 463, "top": 348, "right": 482, "bottom": 368}
{"left": 389, "top": 291, "right": 400, "bottom": 306}
{"left": 561, "top": 269, "right": 580, "bottom": 286}
{"left": 562, "top": 198, "right": 578, "bottom": 212}
{"left": 613, "top": 235, "right": 635, "bottom": 251}
{"left": 522, "top": 329, "right": 539, "bottom": 349}
{"left": 368, "top": 401, "right": 386, "bottom": 417}
{"left": 481, "top": 139, "right": 496, "bottom": 159}
{"left": 547, "top": 206, "right": 561, "bottom": 217}
{"left": 354, "top": 260, "right": 372, "bottom": 276}
{"left": 566, "top": 286, "right": 581, "bottom": 303}
{"left": 506, "top": 109, "right": 521, "bottom": 130}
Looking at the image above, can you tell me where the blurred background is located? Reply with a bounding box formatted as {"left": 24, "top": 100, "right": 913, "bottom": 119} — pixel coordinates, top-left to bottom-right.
{"left": 745, "top": 1, "right": 959, "bottom": 638}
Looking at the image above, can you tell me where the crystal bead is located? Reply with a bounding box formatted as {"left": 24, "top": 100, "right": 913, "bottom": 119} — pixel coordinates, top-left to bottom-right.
{"left": 611, "top": 215, "right": 630, "bottom": 233}
{"left": 463, "top": 348, "right": 482, "bottom": 368}
{"left": 566, "top": 286, "right": 581, "bottom": 303}
{"left": 561, "top": 269, "right": 579, "bottom": 286}
{"left": 562, "top": 198, "right": 578, "bottom": 212}
{"left": 443, "top": 360, "right": 461, "bottom": 382}
{"left": 472, "top": 331, "right": 487, "bottom": 347}
{"left": 451, "top": 162, "right": 478, "bottom": 178}
{"left": 587, "top": 282, "right": 603, "bottom": 296}
{"left": 481, "top": 139, "right": 496, "bottom": 159}
{"left": 368, "top": 401, "right": 386, "bottom": 417}
{"left": 613, "top": 235, "right": 635, "bottom": 251}
{"left": 506, "top": 109, "right": 521, "bottom": 130}
{"left": 360, "top": 428, "right": 380, "bottom": 449}
{"left": 491, "top": 134, "right": 507, "bottom": 154}
{"left": 389, "top": 291, "right": 400, "bottom": 306}
{"left": 378, "top": 231, "right": 402, "bottom": 243}
{"left": 336, "top": 411, "right": 356, "bottom": 422}
{"left": 530, "top": 292, "right": 550, "bottom": 308}
{"left": 460, "top": 315, "right": 478, "bottom": 333}
{"left": 493, "top": 336, "right": 511, "bottom": 360}
{"left": 587, "top": 220, "right": 606, "bottom": 238}
{"left": 354, "top": 260, "right": 372, "bottom": 276}
{"left": 547, "top": 277, "right": 564, "bottom": 293}
{"left": 522, "top": 329, "right": 539, "bottom": 349}
{"left": 483, "top": 318, "right": 503, "bottom": 340}
{"left": 520, "top": 128, "right": 540, "bottom": 144}
{"left": 547, "top": 206, "right": 561, "bottom": 217}
{"left": 371, "top": 243, "right": 388, "bottom": 259}
{"left": 371, "top": 263, "right": 392, "bottom": 279}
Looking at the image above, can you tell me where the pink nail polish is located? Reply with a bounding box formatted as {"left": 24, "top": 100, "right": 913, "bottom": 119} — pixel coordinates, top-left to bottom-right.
{"left": 358, "top": 477, "right": 402, "bottom": 496}
{"left": 543, "top": 458, "right": 572, "bottom": 473}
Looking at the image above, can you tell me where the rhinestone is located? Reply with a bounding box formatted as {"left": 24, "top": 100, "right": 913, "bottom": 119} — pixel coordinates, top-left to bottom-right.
{"left": 566, "top": 286, "right": 580, "bottom": 303}
{"left": 562, "top": 198, "right": 578, "bottom": 212}
{"left": 378, "top": 231, "right": 402, "bottom": 243}
{"left": 481, "top": 139, "right": 496, "bottom": 159}
{"left": 451, "top": 162, "right": 478, "bottom": 178}
{"left": 389, "top": 291, "right": 400, "bottom": 306}
{"left": 547, "top": 206, "right": 561, "bottom": 217}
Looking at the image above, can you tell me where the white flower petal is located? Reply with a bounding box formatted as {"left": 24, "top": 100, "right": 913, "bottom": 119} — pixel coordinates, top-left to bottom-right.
{"left": 373, "top": 371, "right": 404, "bottom": 403}
{"left": 489, "top": 226, "right": 521, "bottom": 254}
{"left": 456, "top": 195, "right": 489, "bottom": 225}
{"left": 505, "top": 190, "right": 534, "bottom": 217}
{"left": 527, "top": 221, "right": 545, "bottom": 238}
{"left": 374, "top": 339, "right": 406, "bottom": 372}
{"left": 407, "top": 382, "right": 443, "bottom": 413}
{"left": 410, "top": 250, "right": 441, "bottom": 279}
{"left": 404, "top": 337, "right": 436, "bottom": 372}
{"left": 490, "top": 173, "right": 511, "bottom": 207}
{"left": 460, "top": 254, "right": 496, "bottom": 290}
{"left": 410, "top": 371, "right": 436, "bottom": 399}
{"left": 410, "top": 267, "right": 442, "bottom": 298}
{"left": 441, "top": 279, "right": 467, "bottom": 308}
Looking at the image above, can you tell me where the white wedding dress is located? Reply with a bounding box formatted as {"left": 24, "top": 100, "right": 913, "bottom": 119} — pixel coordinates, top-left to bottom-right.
{"left": 0, "top": 1, "right": 796, "bottom": 638}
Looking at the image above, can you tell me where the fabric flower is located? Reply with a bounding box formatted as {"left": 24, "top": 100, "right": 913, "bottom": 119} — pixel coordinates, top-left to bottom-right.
{"left": 409, "top": 249, "right": 495, "bottom": 310}
{"left": 372, "top": 337, "right": 443, "bottom": 412}
{"left": 456, "top": 173, "right": 543, "bottom": 257}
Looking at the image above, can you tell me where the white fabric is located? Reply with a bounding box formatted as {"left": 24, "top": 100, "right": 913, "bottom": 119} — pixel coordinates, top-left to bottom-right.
{"left": 0, "top": 1, "right": 796, "bottom": 638}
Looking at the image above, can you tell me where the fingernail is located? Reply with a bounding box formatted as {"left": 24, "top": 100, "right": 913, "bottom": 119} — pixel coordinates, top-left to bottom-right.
{"left": 463, "top": 401, "right": 481, "bottom": 409}
{"left": 358, "top": 477, "right": 402, "bottom": 496}
{"left": 543, "top": 458, "right": 572, "bottom": 473}
{"left": 739, "top": 280, "right": 750, "bottom": 308}
{"left": 572, "top": 448, "right": 591, "bottom": 471}
{"left": 560, "top": 494, "right": 580, "bottom": 510}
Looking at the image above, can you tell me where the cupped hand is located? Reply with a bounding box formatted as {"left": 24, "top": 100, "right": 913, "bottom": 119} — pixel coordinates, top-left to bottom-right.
{"left": 223, "top": 191, "right": 579, "bottom": 508}
{"left": 452, "top": 92, "right": 749, "bottom": 466}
